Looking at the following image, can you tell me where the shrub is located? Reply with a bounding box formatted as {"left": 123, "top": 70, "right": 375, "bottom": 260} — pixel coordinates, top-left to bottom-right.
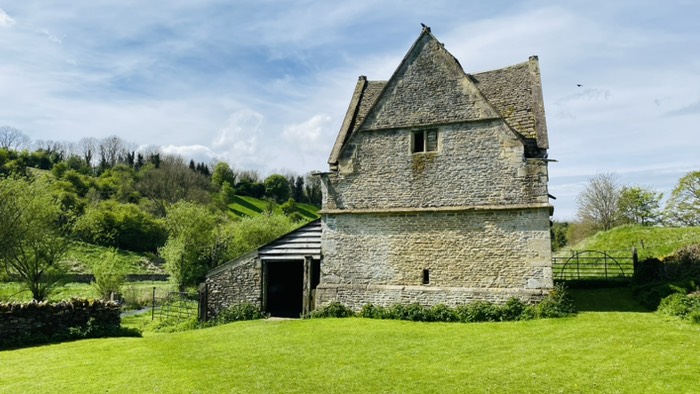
{"left": 310, "top": 301, "right": 355, "bottom": 318}
{"left": 91, "top": 249, "right": 128, "bottom": 300}
{"left": 529, "top": 283, "right": 577, "bottom": 318}
{"left": 633, "top": 257, "right": 664, "bottom": 284}
{"left": 456, "top": 301, "right": 501, "bottom": 322}
{"left": 359, "top": 303, "right": 387, "bottom": 319}
{"left": 633, "top": 280, "right": 696, "bottom": 310}
{"left": 213, "top": 304, "right": 267, "bottom": 324}
{"left": 662, "top": 245, "right": 700, "bottom": 282}
{"left": 501, "top": 298, "right": 529, "bottom": 321}
{"left": 430, "top": 304, "right": 459, "bottom": 322}
{"left": 657, "top": 293, "right": 693, "bottom": 318}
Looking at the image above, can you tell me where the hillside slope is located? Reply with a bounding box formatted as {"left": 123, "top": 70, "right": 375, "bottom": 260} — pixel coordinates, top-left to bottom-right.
{"left": 570, "top": 225, "right": 700, "bottom": 258}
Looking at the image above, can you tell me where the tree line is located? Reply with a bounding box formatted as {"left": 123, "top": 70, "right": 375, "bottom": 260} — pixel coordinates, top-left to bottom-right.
{"left": 553, "top": 171, "right": 700, "bottom": 250}
{"left": 0, "top": 126, "right": 322, "bottom": 299}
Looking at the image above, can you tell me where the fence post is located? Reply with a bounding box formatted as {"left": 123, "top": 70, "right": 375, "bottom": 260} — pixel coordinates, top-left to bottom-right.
{"left": 632, "top": 247, "right": 638, "bottom": 278}
{"left": 151, "top": 286, "right": 156, "bottom": 321}
{"left": 198, "top": 283, "right": 208, "bottom": 323}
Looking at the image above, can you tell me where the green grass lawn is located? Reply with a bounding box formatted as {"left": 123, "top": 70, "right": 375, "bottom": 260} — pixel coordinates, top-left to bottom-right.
{"left": 228, "top": 195, "right": 319, "bottom": 219}
{"left": 2, "top": 308, "right": 699, "bottom": 393}
{"left": 570, "top": 225, "right": 700, "bottom": 259}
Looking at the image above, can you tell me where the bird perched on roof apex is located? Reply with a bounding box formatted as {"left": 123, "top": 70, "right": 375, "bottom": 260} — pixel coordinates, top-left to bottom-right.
{"left": 421, "top": 23, "right": 431, "bottom": 32}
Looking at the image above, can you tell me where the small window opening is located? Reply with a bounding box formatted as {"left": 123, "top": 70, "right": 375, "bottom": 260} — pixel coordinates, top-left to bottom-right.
{"left": 422, "top": 269, "right": 430, "bottom": 285}
{"left": 412, "top": 129, "right": 438, "bottom": 153}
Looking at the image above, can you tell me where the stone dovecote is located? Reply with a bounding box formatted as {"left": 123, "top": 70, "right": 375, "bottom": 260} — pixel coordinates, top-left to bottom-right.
{"left": 316, "top": 26, "right": 554, "bottom": 309}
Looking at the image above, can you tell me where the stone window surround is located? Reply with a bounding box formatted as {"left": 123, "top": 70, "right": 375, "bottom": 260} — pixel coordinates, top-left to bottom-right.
{"left": 411, "top": 128, "right": 438, "bottom": 153}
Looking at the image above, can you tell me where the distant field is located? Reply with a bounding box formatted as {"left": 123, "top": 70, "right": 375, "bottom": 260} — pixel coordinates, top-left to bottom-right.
{"left": 228, "top": 195, "right": 319, "bottom": 220}
{"left": 565, "top": 225, "right": 700, "bottom": 259}
{"left": 61, "top": 241, "right": 162, "bottom": 275}
{"left": 2, "top": 306, "right": 700, "bottom": 393}
{"left": 0, "top": 281, "right": 172, "bottom": 304}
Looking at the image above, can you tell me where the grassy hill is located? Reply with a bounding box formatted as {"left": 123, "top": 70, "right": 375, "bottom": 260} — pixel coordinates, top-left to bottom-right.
{"left": 2, "top": 308, "right": 700, "bottom": 392}
{"left": 227, "top": 195, "right": 320, "bottom": 220}
{"left": 61, "top": 241, "right": 162, "bottom": 275}
{"left": 569, "top": 225, "right": 700, "bottom": 259}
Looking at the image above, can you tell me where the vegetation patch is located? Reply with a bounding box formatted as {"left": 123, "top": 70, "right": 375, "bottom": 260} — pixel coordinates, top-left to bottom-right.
{"left": 311, "top": 284, "right": 576, "bottom": 323}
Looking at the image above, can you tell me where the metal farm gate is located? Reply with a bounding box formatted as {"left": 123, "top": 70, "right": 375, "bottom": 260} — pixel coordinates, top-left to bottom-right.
{"left": 552, "top": 250, "right": 635, "bottom": 282}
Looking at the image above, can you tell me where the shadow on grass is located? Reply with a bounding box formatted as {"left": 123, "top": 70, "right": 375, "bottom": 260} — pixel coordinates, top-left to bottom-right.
{"left": 232, "top": 195, "right": 264, "bottom": 214}
{"left": 567, "top": 286, "right": 651, "bottom": 312}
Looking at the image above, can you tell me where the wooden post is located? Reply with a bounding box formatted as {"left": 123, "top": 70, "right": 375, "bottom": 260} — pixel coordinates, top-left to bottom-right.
{"left": 302, "top": 256, "right": 313, "bottom": 317}
{"left": 632, "top": 247, "right": 638, "bottom": 278}
{"left": 198, "top": 282, "right": 208, "bottom": 323}
{"left": 151, "top": 286, "right": 156, "bottom": 321}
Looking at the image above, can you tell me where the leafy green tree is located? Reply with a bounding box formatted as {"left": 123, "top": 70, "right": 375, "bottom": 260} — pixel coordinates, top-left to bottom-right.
{"left": 211, "top": 162, "right": 236, "bottom": 190}
{"left": 0, "top": 176, "right": 68, "bottom": 301}
{"left": 550, "top": 221, "right": 569, "bottom": 251}
{"left": 264, "top": 174, "right": 290, "bottom": 203}
{"left": 665, "top": 171, "right": 700, "bottom": 226}
{"left": 617, "top": 186, "right": 663, "bottom": 226}
{"left": 160, "top": 201, "right": 221, "bottom": 290}
{"left": 91, "top": 249, "right": 128, "bottom": 300}
{"left": 225, "top": 214, "right": 296, "bottom": 259}
{"left": 73, "top": 200, "right": 167, "bottom": 253}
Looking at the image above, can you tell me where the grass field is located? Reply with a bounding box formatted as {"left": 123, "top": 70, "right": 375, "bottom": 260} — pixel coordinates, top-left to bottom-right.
{"left": 570, "top": 225, "right": 700, "bottom": 259}
{"left": 2, "top": 288, "right": 699, "bottom": 393}
{"left": 228, "top": 195, "right": 319, "bottom": 220}
{"left": 0, "top": 281, "right": 173, "bottom": 304}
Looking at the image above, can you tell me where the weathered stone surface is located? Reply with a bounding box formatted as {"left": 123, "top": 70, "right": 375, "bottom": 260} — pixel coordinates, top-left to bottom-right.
{"left": 205, "top": 253, "right": 262, "bottom": 316}
{"left": 323, "top": 121, "right": 548, "bottom": 211}
{"left": 316, "top": 208, "right": 552, "bottom": 309}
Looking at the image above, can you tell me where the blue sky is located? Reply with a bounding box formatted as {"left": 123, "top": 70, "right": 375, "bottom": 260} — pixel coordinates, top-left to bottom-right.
{"left": 1, "top": 1, "right": 699, "bottom": 220}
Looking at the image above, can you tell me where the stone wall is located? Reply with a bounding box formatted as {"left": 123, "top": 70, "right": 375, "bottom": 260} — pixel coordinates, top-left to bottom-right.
{"left": 205, "top": 252, "right": 262, "bottom": 317}
{"left": 0, "top": 299, "right": 121, "bottom": 348}
{"left": 316, "top": 208, "right": 553, "bottom": 310}
{"left": 323, "top": 121, "right": 549, "bottom": 211}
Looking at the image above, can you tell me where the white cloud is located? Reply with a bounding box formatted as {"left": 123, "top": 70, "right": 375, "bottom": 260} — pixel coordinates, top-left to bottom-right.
{"left": 212, "top": 109, "right": 266, "bottom": 168}
{"left": 282, "top": 114, "right": 332, "bottom": 153}
{"left": 0, "top": 8, "right": 15, "bottom": 28}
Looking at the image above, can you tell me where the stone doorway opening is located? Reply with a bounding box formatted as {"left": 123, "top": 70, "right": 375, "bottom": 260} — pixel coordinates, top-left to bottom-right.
{"left": 264, "top": 259, "right": 320, "bottom": 318}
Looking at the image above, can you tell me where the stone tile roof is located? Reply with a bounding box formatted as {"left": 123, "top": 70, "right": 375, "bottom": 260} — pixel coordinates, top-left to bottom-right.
{"left": 328, "top": 28, "right": 548, "bottom": 166}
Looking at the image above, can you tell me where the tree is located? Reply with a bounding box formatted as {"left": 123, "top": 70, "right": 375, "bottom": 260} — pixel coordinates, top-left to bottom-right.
{"left": 576, "top": 172, "right": 621, "bottom": 231}
{"left": 0, "top": 176, "right": 68, "bottom": 301}
{"left": 211, "top": 162, "right": 236, "bottom": 190}
{"left": 0, "top": 126, "right": 30, "bottom": 150}
{"left": 77, "top": 137, "right": 98, "bottom": 168}
{"left": 617, "top": 186, "right": 663, "bottom": 226}
{"left": 136, "top": 155, "right": 211, "bottom": 216}
{"left": 550, "top": 221, "right": 569, "bottom": 251}
{"left": 665, "top": 171, "right": 700, "bottom": 226}
{"left": 264, "top": 174, "right": 290, "bottom": 203}
{"left": 159, "top": 201, "right": 221, "bottom": 291}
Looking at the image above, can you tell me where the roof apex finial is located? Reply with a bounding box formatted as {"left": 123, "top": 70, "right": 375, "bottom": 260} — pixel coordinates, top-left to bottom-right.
{"left": 420, "top": 23, "right": 431, "bottom": 33}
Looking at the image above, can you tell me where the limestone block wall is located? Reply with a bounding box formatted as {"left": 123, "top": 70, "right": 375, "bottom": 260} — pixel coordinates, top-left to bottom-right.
{"left": 316, "top": 208, "right": 553, "bottom": 310}
{"left": 205, "top": 253, "right": 262, "bottom": 317}
{"left": 323, "top": 121, "right": 548, "bottom": 211}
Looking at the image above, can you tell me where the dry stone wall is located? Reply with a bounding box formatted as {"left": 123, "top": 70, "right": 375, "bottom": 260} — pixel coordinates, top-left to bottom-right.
{"left": 205, "top": 253, "right": 262, "bottom": 316}
{"left": 0, "top": 299, "right": 120, "bottom": 348}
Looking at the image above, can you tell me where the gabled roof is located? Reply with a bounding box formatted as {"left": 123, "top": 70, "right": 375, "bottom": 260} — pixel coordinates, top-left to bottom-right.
{"left": 206, "top": 219, "right": 321, "bottom": 277}
{"left": 328, "top": 26, "right": 548, "bottom": 166}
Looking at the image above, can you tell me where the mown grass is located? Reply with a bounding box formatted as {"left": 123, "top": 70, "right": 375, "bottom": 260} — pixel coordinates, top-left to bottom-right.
{"left": 228, "top": 195, "right": 319, "bottom": 220}
{"left": 571, "top": 225, "right": 700, "bottom": 259}
{"left": 2, "top": 311, "right": 699, "bottom": 393}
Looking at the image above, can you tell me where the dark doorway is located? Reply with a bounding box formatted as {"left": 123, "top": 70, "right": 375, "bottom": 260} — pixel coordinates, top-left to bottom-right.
{"left": 266, "top": 260, "right": 304, "bottom": 317}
